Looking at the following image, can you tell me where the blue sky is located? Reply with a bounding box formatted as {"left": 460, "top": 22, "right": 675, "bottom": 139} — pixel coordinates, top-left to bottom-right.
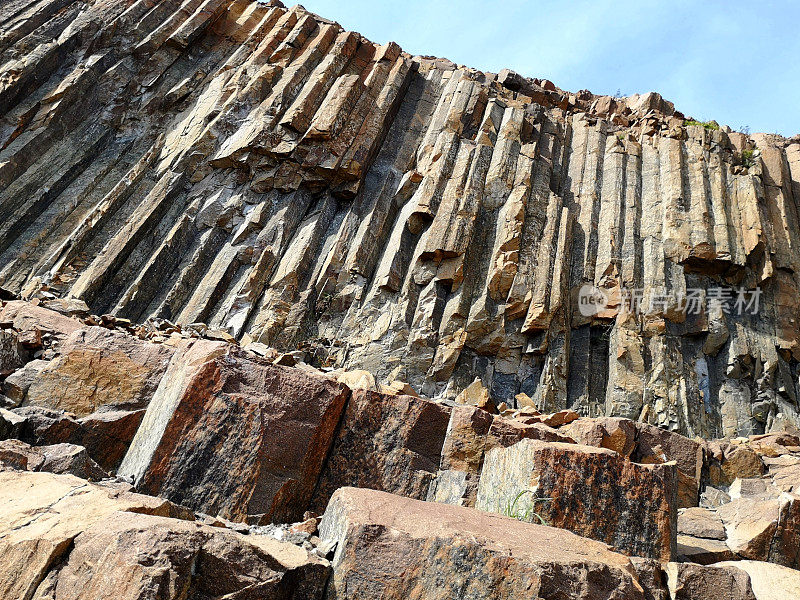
{"left": 299, "top": 0, "right": 799, "bottom": 136}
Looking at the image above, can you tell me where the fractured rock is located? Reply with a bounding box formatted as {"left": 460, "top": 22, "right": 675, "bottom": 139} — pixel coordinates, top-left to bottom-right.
{"left": 475, "top": 438, "right": 678, "bottom": 561}
{"left": 310, "top": 389, "right": 450, "bottom": 512}
{"left": 119, "top": 340, "right": 349, "bottom": 523}
{"left": 319, "top": 486, "right": 653, "bottom": 599}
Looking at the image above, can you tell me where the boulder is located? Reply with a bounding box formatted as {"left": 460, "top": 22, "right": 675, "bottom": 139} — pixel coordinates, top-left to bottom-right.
{"left": 0, "top": 471, "right": 328, "bottom": 600}
{"left": 119, "top": 340, "right": 349, "bottom": 523}
{"left": 561, "top": 416, "right": 637, "bottom": 457}
{"left": 310, "top": 389, "right": 450, "bottom": 512}
{"left": 0, "top": 301, "right": 83, "bottom": 341}
{"left": 319, "top": 487, "right": 652, "bottom": 599}
{"left": 475, "top": 439, "right": 678, "bottom": 561}
{"left": 0, "top": 439, "right": 107, "bottom": 480}
{"left": 706, "top": 441, "right": 766, "bottom": 487}
{"left": 33, "top": 512, "right": 329, "bottom": 600}
{"left": 0, "top": 329, "right": 25, "bottom": 376}
{"left": 716, "top": 560, "right": 800, "bottom": 600}
{"left": 665, "top": 563, "right": 756, "bottom": 600}
{"left": 8, "top": 406, "right": 144, "bottom": 471}
{"left": 21, "top": 326, "right": 174, "bottom": 416}
{"left": 427, "top": 405, "right": 575, "bottom": 507}
{"left": 717, "top": 493, "right": 800, "bottom": 566}
{"left": 633, "top": 422, "right": 704, "bottom": 508}
{"left": 0, "top": 470, "right": 189, "bottom": 600}
{"left": 676, "top": 506, "right": 734, "bottom": 564}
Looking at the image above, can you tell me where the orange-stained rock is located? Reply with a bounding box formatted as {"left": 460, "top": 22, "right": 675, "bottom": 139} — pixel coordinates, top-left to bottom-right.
{"left": 475, "top": 439, "right": 678, "bottom": 561}
{"left": 310, "top": 389, "right": 450, "bottom": 512}
{"left": 21, "top": 326, "right": 174, "bottom": 416}
{"left": 319, "top": 487, "right": 652, "bottom": 600}
{"left": 561, "top": 416, "right": 637, "bottom": 457}
{"left": 119, "top": 339, "right": 349, "bottom": 523}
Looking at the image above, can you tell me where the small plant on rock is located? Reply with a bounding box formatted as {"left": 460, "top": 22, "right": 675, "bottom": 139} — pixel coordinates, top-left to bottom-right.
{"left": 741, "top": 148, "right": 756, "bottom": 168}
{"left": 501, "top": 490, "right": 551, "bottom": 525}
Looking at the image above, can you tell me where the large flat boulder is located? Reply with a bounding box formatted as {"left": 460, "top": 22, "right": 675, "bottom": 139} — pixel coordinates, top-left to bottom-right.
{"left": 310, "top": 389, "right": 451, "bottom": 512}
{"left": 20, "top": 326, "right": 174, "bottom": 416}
{"left": 119, "top": 340, "right": 349, "bottom": 523}
{"left": 0, "top": 301, "right": 83, "bottom": 341}
{"left": 0, "top": 470, "right": 186, "bottom": 600}
{"left": 475, "top": 438, "right": 678, "bottom": 561}
{"left": 319, "top": 487, "right": 652, "bottom": 599}
{"left": 0, "top": 470, "right": 329, "bottom": 600}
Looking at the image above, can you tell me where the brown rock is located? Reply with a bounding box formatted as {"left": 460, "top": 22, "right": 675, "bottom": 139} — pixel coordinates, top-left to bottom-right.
{"left": 678, "top": 506, "right": 726, "bottom": 539}
{"left": 319, "top": 486, "right": 652, "bottom": 599}
{"left": 22, "top": 326, "right": 174, "bottom": 416}
{"left": 633, "top": 422, "right": 704, "bottom": 508}
{"left": 476, "top": 439, "right": 678, "bottom": 561}
{"left": 10, "top": 406, "right": 144, "bottom": 471}
{"left": 119, "top": 340, "right": 349, "bottom": 523}
{"left": 0, "top": 471, "right": 328, "bottom": 600}
{"left": 310, "top": 389, "right": 451, "bottom": 512}
{"left": 715, "top": 560, "right": 800, "bottom": 600}
{"left": 33, "top": 512, "right": 329, "bottom": 600}
{"left": 427, "top": 406, "right": 575, "bottom": 507}
{"left": 665, "top": 562, "right": 756, "bottom": 600}
{"left": 717, "top": 494, "right": 800, "bottom": 566}
{"left": 0, "top": 329, "right": 25, "bottom": 376}
{"left": 0, "top": 301, "right": 82, "bottom": 341}
{"left": 0, "top": 470, "right": 188, "bottom": 600}
{"left": 561, "top": 416, "right": 637, "bottom": 457}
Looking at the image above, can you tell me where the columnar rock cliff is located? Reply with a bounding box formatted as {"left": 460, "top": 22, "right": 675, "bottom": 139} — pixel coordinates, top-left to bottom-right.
{"left": 3, "top": 0, "right": 800, "bottom": 442}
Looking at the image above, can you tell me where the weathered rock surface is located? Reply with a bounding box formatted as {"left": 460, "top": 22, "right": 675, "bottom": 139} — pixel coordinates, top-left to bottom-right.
{"left": 310, "top": 389, "right": 451, "bottom": 512}
{"left": 2, "top": 0, "right": 800, "bottom": 439}
{"left": 475, "top": 438, "right": 678, "bottom": 561}
{"left": 665, "top": 563, "right": 757, "bottom": 600}
{"left": 119, "top": 339, "right": 349, "bottom": 523}
{"left": 716, "top": 560, "right": 800, "bottom": 600}
{"left": 4, "top": 405, "right": 144, "bottom": 471}
{"left": 319, "top": 486, "right": 653, "bottom": 599}
{"left": 19, "top": 326, "right": 174, "bottom": 415}
{"left": 0, "top": 470, "right": 329, "bottom": 600}
{"left": 0, "top": 438, "right": 107, "bottom": 480}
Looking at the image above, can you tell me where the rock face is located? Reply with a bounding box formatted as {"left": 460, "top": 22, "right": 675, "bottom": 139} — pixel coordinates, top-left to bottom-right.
{"left": 319, "top": 486, "right": 652, "bottom": 599}
{"left": 2, "top": 0, "right": 800, "bottom": 439}
{"left": 475, "top": 438, "right": 678, "bottom": 561}
{"left": 118, "top": 339, "right": 349, "bottom": 523}
{"left": 5, "top": 2, "right": 800, "bottom": 598}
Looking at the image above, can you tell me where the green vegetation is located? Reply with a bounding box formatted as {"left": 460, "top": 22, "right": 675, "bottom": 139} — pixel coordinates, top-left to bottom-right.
{"left": 741, "top": 148, "right": 756, "bottom": 168}
{"left": 684, "top": 119, "right": 720, "bottom": 131}
{"left": 501, "top": 490, "right": 551, "bottom": 525}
